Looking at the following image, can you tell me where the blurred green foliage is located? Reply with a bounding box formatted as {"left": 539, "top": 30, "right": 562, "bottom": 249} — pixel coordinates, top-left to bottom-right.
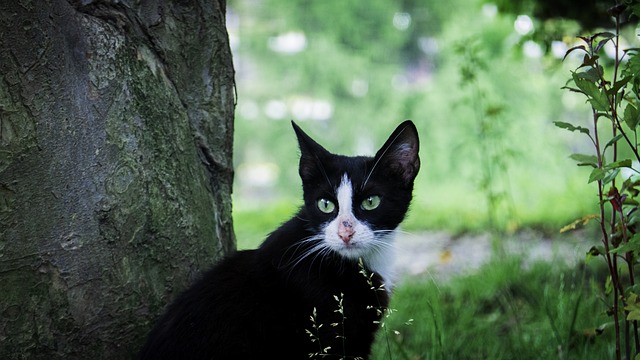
{"left": 228, "top": 0, "right": 606, "bottom": 236}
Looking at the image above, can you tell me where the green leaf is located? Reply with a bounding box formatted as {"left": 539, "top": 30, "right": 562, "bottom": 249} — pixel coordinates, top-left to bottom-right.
{"left": 595, "top": 33, "right": 615, "bottom": 53}
{"left": 605, "top": 159, "right": 632, "bottom": 170}
{"left": 553, "top": 121, "right": 590, "bottom": 135}
{"left": 572, "top": 72, "right": 610, "bottom": 111}
{"left": 626, "top": 293, "right": 640, "bottom": 323}
{"left": 569, "top": 153, "right": 598, "bottom": 167}
{"left": 562, "top": 45, "right": 586, "bottom": 61}
{"left": 580, "top": 54, "right": 600, "bottom": 68}
{"left": 581, "top": 67, "right": 602, "bottom": 83}
{"left": 624, "top": 50, "right": 640, "bottom": 76}
{"left": 603, "top": 168, "right": 620, "bottom": 185}
{"left": 624, "top": 198, "right": 640, "bottom": 206}
{"left": 588, "top": 165, "right": 625, "bottom": 184}
{"left": 572, "top": 72, "right": 600, "bottom": 95}
{"left": 589, "top": 168, "right": 607, "bottom": 183}
{"left": 628, "top": 310, "right": 640, "bottom": 321}
{"left": 610, "top": 76, "right": 631, "bottom": 95}
{"left": 595, "top": 31, "right": 616, "bottom": 40}
{"left": 628, "top": 210, "right": 640, "bottom": 227}
{"left": 604, "top": 134, "right": 624, "bottom": 153}
{"left": 586, "top": 245, "right": 604, "bottom": 262}
{"left": 611, "top": 234, "right": 640, "bottom": 254}
{"left": 606, "top": 275, "right": 613, "bottom": 295}
{"left": 587, "top": 92, "right": 611, "bottom": 111}
{"left": 624, "top": 103, "right": 640, "bottom": 129}
{"left": 587, "top": 246, "right": 601, "bottom": 256}
{"left": 597, "top": 112, "right": 613, "bottom": 121}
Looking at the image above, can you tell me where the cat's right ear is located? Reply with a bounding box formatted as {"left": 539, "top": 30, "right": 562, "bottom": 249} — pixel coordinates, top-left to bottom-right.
{"left": 291, "top": 121, "right": 331, "bottom": 181}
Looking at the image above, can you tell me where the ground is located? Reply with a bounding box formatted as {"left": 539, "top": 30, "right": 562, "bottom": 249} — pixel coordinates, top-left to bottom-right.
{"left": 394, "top": 229, "right": 590, "bottom": 282}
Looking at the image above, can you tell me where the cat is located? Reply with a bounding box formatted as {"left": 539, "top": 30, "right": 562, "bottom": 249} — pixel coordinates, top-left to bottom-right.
{"left": 139, "top": 120, "right": 420, "bottom": 359}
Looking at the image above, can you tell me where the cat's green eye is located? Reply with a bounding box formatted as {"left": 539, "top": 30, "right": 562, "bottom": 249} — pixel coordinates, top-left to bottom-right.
{"left": 317, "top": 198, "right": 336, "bottom": 213}
{"left": 361, "top": 195, "right": 381, "bottom": 211}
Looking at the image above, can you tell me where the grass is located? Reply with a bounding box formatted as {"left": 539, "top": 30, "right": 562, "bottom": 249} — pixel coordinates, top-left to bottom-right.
{"left": 232, "top": 199, "right": 299, "bottom": 250}
{"left": 371, "top": 256, "right": 614, "bottom": 359}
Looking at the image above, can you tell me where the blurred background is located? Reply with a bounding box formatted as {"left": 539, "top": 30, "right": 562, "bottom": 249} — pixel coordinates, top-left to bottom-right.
{"left": 225, "top": 0, "right": 639, "bottom": 357}
{"left": 226, "top": 0, "right": 616, "bottom": 245}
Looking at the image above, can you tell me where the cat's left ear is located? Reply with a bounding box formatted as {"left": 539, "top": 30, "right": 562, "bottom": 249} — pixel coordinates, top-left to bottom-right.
{"left": 291, "top": 121, "right": 331, "bottom": 181}
{"left": 374, "top": 120, "right": 420, "bottom": 186}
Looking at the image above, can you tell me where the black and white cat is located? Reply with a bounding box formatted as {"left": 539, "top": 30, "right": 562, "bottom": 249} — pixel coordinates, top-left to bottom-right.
{"left": 139, "top": 120, "right": 420, "bottom": 359}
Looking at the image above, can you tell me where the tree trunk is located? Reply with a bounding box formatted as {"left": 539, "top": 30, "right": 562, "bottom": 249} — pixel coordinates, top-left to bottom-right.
{"left": 0, "top": 0, "right": 235, "bottom": 358}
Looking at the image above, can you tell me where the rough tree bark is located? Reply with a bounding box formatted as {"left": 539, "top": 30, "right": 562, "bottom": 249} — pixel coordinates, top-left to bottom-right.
{"left": 0, "top": 0, "right": 235, "bottom": 358}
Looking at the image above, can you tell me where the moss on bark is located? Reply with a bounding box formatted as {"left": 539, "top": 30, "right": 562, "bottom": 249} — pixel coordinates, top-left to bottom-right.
{"left": 0, "top": 0, "right": 235, "bottom": 358}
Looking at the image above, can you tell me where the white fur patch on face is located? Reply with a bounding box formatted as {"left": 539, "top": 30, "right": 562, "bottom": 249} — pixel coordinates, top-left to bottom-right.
{"left": 322, "top": 174, "right": 397, "bottom": 290}
{"left": 336, "top": 174, "right": 353, "bottom": 214}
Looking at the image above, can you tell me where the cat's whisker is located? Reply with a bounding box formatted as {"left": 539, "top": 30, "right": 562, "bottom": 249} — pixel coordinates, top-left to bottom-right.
{"left": 308, "top": 246, "right": 334, "bottom": 277}
{"left": 371, "top": 241, "right": 395, "bottom": 252}
{"left": 284, "top": 239, "right": 322, "bottom": 260}
{"left": 278, "top": 235, "right": 323, "bottom": 268}
{"left": 280, "top": 236, "right": 330, "bottom": 272}
{"left": 366, "top": 242, "right": 394, "bottom": 260}
{"left": 388, "top": 228, "right": 415, "bottom": 237}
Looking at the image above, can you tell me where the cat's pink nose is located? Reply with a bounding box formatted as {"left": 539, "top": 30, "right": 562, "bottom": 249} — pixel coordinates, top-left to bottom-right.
{"left": 338, "top": 220, "right": 355, "bottom": 243}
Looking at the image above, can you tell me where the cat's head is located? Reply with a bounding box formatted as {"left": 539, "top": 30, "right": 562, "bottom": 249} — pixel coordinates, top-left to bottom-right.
{"left": 292, "top": 121, "right": 420, "bottom": 272}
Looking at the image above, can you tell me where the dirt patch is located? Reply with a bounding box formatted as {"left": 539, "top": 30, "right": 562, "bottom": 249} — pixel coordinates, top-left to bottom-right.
{"left": 394, "top": 230, "right": 592, "bottom": 282}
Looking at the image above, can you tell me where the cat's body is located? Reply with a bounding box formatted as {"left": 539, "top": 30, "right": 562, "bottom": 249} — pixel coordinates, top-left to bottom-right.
{"left": 139, "top": 121, "right": 420, "bottom": 359}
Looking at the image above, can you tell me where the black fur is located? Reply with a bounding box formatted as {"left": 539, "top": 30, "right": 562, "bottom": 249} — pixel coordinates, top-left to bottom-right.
{"left": 139, "top": 121, "right": 420, "bottom": 359}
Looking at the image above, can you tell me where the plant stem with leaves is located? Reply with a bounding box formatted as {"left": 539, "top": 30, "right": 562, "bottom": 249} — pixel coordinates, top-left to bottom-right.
{"left": 558, "top": 4, "right": 640, "bottom": 359}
